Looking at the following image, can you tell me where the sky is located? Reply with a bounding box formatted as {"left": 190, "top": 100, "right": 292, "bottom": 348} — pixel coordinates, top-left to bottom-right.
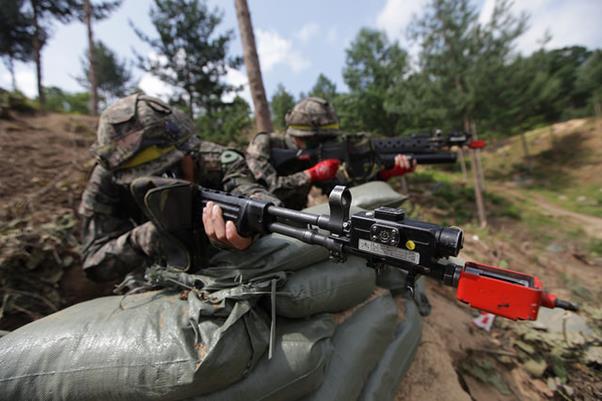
{"left": 1, "top": 0, "right": 601, "bottom": 108}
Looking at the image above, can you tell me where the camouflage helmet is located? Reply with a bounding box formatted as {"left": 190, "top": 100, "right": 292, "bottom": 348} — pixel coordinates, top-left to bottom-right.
{"left": 285, "top": 97, "right": 340, "bottom": 138}
{"left": 92, "top": 94, "right": 199, "bottom": 184}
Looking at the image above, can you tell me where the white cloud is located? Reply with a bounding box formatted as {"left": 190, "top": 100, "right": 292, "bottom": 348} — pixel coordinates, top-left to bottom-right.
{"left": 326, "top": 27, "right": 338, "bottom": 45}
{"left": 0, "top": 68, "right": 37, "bottom": 98}
{"left": 376, "top": 0, "right": 428, "bottom": 40}
{"left": 511, "top": 0, "right": 602, "bottom": 54}
{"left": 296, "top": 22, "right": 320, "bottom": 44}
{"left": 223, "top": 67, "right": 253, "bottom": 107}
{"left": 137, "top": 73, "right": 173, "bottom": 99}
{"left": 256, "top": 29, "right": 310, "bottom": 73}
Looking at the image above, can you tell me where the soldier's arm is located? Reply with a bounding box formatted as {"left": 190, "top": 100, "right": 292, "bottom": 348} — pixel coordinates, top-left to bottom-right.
{"left": 245, "top": 133, "right": 311, "bottom": 198}
{"left": 78, "top": 165, "right": 162, "bottom": 282}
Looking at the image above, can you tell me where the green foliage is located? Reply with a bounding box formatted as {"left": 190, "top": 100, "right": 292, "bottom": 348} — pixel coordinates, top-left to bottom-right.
{"left": 44, "top": 86, "right": 90, "bottom": 114}
{"left": 0, "top": 88, "right": 37, "bottom": 117}
{"left": 0, "top": 0, "right": 35, "bottom": 90}
{"left": 338, "top": 28, "right": 409, "bottom": 135}
{"left": 576, "top": 50, "right": 602, "bottom": 113}
{"left": 78, "top": 40, "right": 132, "bottom": 105}
{"left": 133, "top": 0, "right": 241, "bottom": 117}
{"left": 270, "top": 83, "right": 296, "bottom": 131}
{"left": 196, "top": 96, "right": 252, "bottom": 148}
{"left": 309, "top": 74, "right": 337, "bottom": 101}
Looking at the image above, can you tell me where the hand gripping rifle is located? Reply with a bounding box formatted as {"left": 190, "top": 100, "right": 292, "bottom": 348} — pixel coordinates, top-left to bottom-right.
{"left": 143, "top": 181, "right": 576, "bottom": 321}
{"left": 270, "top": 131, "right": 486, "bottom": 178}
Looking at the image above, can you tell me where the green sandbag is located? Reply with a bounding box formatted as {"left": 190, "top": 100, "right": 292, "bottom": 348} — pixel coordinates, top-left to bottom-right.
{"left": 189, "top": 314, "right": 335, "bottom": 401}
{"left": 0, "top": 290, "right": 268, "bottom": 401}
{"left": 204, "top": 233, "right": 330, "bottom": 283}
{"left": 358, "top": 299, "right": 423, "bottom": 401}
{"left": 302, "top": 292, "right": 398, "bottom": 401}
{"left": 305, "top": 182, "right": 406, "bottom": 215}
{"left": 276, "top": 256, "right": 376, "bottom": 318}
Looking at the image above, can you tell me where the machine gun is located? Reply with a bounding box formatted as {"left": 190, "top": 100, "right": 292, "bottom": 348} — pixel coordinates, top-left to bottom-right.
{"left": 269, "top": 130, "right": 486, "bottom": 178}
{"left": 143, "top": 180, "right": 577, "bottom": 321}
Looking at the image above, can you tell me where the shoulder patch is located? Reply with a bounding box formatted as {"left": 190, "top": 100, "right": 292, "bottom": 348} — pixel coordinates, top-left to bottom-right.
{"left": 220, "top": 150, "right": 243, "bottom": 165}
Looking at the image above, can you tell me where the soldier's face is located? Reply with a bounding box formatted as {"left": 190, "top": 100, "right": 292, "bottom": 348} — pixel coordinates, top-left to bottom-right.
{"left": 293, "top": 137, "right": 307, "bottom": 149}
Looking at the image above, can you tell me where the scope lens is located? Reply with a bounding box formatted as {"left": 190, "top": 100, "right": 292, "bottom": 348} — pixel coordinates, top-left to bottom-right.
{"left": 436, "top": 227, "right": 463, "bottom": 257}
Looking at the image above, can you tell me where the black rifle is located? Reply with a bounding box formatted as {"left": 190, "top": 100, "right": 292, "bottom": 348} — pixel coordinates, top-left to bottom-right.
{"left": 143, "top": 180, "right": 576, "bottom": 321}
{"left": 269, "top": 131, "right": 479, "bottom": 178}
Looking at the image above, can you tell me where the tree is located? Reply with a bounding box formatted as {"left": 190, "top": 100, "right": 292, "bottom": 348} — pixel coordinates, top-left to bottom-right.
{"left": 132, "top": 0, "right": 241, "bottom": 118}
{"left": 77, "top": 41, "right": 132, "bottom": 107}
{"left": 80, "top": 0, "right": 122, "bottom": 115}
{"left": 197, "top": 96, "right": 252, "bottom": 147}
{"left": 0, "top": 1, "right": 35, "bottom": 91}
{"left": 340, "top": 28, "right": 409, "bottom": 134}
{"left": 270, "top": 84, "right": 295, "bottom": 131}
{"left": 576, "top": 50, "right": 602, "bottom": 116}
{"left": 234, "top": 0, "right": 272, "bottom": 132}
{"left": 309, "top": 74, "right": 337, "bottom": 101}
{"left": 28, "top": 0, "right": 82, "bottom": 109}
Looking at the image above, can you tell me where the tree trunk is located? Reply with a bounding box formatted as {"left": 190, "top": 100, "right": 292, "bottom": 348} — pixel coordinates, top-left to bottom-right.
{"left": 465, "top": 117, "right": 487, "bottom": 228}
{"left": 234, "top": 0, "right": 273, "bottom": 133}
{"left": 520, "top": 131, "right": 531, "bottom": 170}
{"left": 84, "top": 0, "right": 98, "bottom": 116}
{"left": 457, "top": 147, "right": 468, "bottom": 182}
{"left": 31, "top": 0, "right": 44, "bottom": 109}
{"left": 6, "top": 57, "right": 17, "bottom": 91}
{"left": 470, "top": 120, "right": 485, "bottom": 191}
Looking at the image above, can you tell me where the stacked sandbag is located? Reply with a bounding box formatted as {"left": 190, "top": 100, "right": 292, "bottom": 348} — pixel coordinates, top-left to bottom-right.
{"left": 0, "top": 290, "right": 269, "bottom": 401}
{"left": 0, "top": 182, "right": 424, "bottom": 401}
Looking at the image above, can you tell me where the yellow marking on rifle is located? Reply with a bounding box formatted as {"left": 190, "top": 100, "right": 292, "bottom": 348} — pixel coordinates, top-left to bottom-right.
{"left": 406, "top": 240, "right": 416, "bottom": 250}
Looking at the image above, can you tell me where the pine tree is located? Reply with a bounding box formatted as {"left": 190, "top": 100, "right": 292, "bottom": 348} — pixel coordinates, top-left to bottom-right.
{"left": 270, "top": 84, "right": 295, "bottom": 131}
{"left": 77, "top": 41, "right": 132, "bottom": 107}
{"left": 132, "top": 0, "right": 241, "bottom": 118}
{"left": 309, "top": 74, "right": 337, "bottom": 101}
{"left": 0, "top": 1, "right": 35, "bottom": 91}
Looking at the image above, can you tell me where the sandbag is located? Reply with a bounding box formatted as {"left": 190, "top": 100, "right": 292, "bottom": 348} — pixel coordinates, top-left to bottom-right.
{"left": 358, "top": 299, "right": 423, "bottom": 401}
{"left": 189, "top": 314, "right": 335, "bottom": 401}
{"left": 306, "top": 182, "right": 406, "bottom": 215}
{"left": 0, "top": 290, "right": 268, "bottom": 401}
{"left": 303, "top": 292, "right": 398, "bottom": 401}
{"left": 275, "top": 256, "right": 376, "bottom": 318}
{"left": 204, "top": 233, "right": 330, "bottom": 284}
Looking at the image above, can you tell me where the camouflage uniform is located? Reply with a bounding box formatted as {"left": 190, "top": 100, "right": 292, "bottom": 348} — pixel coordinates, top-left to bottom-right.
{"left": 246, "top": 132, "right": 311, "bottom": 210}
{"left": 79, "top": 94, "right": 279, "bottom": 282}
{"left": 246, "top": 97, "right": 340, "bottom": 209}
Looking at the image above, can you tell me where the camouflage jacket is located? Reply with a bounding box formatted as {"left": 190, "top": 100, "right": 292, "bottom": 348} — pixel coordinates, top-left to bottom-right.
{"left": 246, "top": 132, "right": 385, "bottom": 209}
{"left": 245, "top": 132, "right": 312, "bottom": 210}
{"left": 79, "top": 140, "right": 280, "bottom": 282}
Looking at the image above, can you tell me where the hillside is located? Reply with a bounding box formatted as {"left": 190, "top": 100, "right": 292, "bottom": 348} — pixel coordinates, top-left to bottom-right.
{"left": 0, "top": 113, "right": 600, "bottom": 400}
{"left": 397, "top": 117, "right": 601, "bottom": 401}
{"left": 0, "top": 113, "right": 113, "bottom": 330}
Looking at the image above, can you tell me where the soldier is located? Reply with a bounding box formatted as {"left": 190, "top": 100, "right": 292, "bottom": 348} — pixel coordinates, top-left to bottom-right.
{"left": 246, "top": 97, "right": 415, "bottom": 209}
{"left": 79, "top": 94, "right": 280, "bottom": 283}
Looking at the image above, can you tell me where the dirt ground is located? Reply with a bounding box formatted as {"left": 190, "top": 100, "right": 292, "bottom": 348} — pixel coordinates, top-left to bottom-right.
{"left": 1, "top": 112, "right": 600, "bottom": 400}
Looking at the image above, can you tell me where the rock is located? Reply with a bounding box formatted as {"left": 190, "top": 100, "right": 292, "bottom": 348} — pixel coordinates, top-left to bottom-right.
{"left": 532, "top": 308, "right": 593, "bottom": 336}
{"left": 523, "top": 359, "right": 547, "bottom": 377}
{"left": 584, "top": 346, "right": 602, "bottom": 366}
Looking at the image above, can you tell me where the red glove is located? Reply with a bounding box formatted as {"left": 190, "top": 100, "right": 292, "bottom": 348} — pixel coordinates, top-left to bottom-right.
{"left": 305, "top": 159, "right": 340, "bottom": 182}
{"left": 378, "top": 154, "right": 416, "bottom": 180}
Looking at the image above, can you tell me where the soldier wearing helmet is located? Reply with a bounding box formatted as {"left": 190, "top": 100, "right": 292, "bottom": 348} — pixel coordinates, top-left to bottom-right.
{"left": 246, "top": 96, "right": 415, "bottom": 209}
{"left": 79, "top": 94, "right": 280, "bottom": 283}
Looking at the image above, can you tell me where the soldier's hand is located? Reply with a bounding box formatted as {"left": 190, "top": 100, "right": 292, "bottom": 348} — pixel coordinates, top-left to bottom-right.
{"left": 394, "top": 154, "right": 417, "bottom": 172}
{"left": 202, "top": 201, "right": 253, "bottom": 250}
{"left": 378, "top": 154, "right": 417, "bottom": 180}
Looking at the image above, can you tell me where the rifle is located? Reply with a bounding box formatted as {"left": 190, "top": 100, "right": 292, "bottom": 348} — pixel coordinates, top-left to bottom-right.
{"left": 269, "top": 131, "right": 486, "bottom": 178}
{"left": 143, "top": 180, "right": 577, "bottom": 321}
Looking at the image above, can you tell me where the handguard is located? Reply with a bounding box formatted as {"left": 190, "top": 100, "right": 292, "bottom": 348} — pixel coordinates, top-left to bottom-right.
{"left": 454, "top": 261, "right": 578, "bottom": 320}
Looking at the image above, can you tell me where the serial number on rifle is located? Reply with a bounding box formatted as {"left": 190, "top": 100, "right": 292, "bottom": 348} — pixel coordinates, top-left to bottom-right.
{"left": 358, "top": 239, "right": 420, "bottom": 264}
